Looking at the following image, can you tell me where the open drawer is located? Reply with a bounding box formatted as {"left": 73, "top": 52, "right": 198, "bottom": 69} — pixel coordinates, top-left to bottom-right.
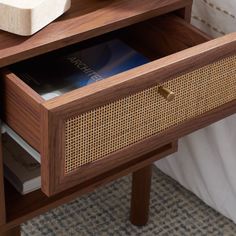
{"left": 1, "top": 14, "right": 236, "bottom": 196}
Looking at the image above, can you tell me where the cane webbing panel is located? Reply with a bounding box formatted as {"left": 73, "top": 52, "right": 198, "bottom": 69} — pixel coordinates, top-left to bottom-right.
{"left": 65, "top": 55, "right": 236, "bottom": 174}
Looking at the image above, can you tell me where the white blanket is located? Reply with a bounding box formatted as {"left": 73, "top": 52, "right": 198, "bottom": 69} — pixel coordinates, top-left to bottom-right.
{"left": 157, "top": 0, "right": 236, "bottom": 223}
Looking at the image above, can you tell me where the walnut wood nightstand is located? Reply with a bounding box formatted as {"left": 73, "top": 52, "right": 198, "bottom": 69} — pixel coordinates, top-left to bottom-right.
{"left": 1, "top": 0, "right": 236, "bottom": 235}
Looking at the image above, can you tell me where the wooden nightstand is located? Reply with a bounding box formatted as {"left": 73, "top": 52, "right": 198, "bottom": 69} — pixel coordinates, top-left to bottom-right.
{"left": 0, "top": 0, "right": 236, "bottom": 235}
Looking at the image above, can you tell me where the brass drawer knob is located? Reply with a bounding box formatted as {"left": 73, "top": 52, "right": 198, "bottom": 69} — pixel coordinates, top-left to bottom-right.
{"left": 158, "top": 86, "right": 175, "bottom": 102}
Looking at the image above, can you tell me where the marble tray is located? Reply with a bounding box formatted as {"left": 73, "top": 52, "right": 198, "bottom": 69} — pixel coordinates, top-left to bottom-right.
{"left": 0, "top": 0, "right": 71, "bottom": 36}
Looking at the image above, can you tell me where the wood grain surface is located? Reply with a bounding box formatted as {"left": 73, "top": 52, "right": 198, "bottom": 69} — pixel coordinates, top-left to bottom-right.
{"left": 1, "top": 71, "right": 44, "bottom": 151}
{"left": 0, "top": 226, "right": 21, "bottom": 236}
{"left": 130, "top": 165, "right": 152, "bottom": 226}
{"left": 0, "top": 121, "right": 6, "bottom": 226}
{"left": 0, "top": 0, "right": 191, "bottom": 67}
{"left": 124, "top": 14, "right": 211, "bottom": 58}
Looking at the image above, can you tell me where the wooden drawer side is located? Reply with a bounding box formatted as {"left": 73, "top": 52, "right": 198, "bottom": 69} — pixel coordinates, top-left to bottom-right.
{"left": 1, "top": 72, "right": 43, "bottom": 151}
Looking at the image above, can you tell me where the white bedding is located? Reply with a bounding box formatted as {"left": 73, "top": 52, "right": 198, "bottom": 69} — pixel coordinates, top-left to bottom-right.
{"left": 156, "top": 0, "right": 236, "bottom": 223}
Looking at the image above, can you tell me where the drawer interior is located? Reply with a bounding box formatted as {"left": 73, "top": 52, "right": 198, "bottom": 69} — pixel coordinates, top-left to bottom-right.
{"left": 8, "top": 14, "right": 210, "bottom": 101}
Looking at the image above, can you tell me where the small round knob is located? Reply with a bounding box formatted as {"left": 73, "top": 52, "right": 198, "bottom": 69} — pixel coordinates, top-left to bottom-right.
{"left": 158, "top": 86, "right": 175, "bottom": 102}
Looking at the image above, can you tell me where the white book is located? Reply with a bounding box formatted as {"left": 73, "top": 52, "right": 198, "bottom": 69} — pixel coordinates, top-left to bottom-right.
{"left": 2, "top": 134, "right": 41, "bottom": 195}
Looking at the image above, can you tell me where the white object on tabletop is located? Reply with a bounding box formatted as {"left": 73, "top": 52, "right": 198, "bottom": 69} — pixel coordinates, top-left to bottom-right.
{"left": 0, "top": 0, "right": 71, "bottom": 36}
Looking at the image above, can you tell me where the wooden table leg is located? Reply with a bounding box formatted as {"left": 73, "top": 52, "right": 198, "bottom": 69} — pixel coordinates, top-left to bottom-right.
{"left": 130, "top": 165, "right": 152, "bottom": 226}
{"left": 1, "top": 226, "right": 21, "bottom": 236}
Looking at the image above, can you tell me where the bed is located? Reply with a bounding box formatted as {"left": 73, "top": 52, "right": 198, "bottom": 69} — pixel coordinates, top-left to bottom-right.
{"left": 156, "top": 0, "right": 236, "bottom": 223}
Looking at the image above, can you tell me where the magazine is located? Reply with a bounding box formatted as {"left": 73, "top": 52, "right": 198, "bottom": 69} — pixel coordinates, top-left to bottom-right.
{"left": 12, "top": 39, "right": 149, "bottom": 100}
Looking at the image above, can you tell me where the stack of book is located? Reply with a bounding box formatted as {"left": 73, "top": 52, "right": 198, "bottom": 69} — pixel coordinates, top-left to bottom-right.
{"left": 3, "top": 133, "right": 41, "bottom": 195}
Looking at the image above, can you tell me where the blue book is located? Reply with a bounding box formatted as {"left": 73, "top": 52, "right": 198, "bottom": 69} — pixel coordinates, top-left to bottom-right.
{"left": 13, "top": 39, "right": 150, "bottom": 100}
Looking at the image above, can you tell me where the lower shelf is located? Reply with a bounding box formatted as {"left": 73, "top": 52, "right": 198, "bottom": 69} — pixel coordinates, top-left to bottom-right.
{"left": 3, "top": 142, "right": 177, "bottom": 229}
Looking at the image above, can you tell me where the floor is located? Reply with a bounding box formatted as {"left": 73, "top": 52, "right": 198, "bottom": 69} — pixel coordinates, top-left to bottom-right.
{"left": 21, "top": 167, "right": 236, "bottom": 236}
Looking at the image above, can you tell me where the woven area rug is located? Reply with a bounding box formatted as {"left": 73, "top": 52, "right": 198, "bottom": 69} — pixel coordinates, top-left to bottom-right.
{"left": 21, "top": 167, "right": 236, "bottom": 235}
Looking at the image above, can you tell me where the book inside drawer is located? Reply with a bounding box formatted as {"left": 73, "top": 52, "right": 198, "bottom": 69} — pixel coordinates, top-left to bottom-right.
{"left": 11, "top": 38, "right": 150, "bottom": 101}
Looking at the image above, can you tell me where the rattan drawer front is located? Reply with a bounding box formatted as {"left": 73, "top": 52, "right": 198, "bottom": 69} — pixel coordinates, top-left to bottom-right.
{"left": 65, "top": 55, "right": 236, "bottom": 174}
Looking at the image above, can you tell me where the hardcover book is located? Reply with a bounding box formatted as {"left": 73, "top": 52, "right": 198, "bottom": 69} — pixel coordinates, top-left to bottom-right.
{"left": 3, "top": 134, "right": 41, "bottom": 195}
{"left": 13, "top": 39, "right": 150, "bottom": 100}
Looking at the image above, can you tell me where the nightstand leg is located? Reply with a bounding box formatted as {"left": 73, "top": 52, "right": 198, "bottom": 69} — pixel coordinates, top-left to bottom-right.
{"left": 1, "top": 226, "right": 21, "bottom": 236}
{"left": 130, "top": 165, "right": 152, "bottom": 226}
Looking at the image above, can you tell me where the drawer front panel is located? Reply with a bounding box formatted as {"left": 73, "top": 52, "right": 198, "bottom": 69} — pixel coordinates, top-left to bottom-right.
{"left": 41, "top": 33, "right": 236, "bottom": 196}
{"left": 65, "top": 55, "right": 236, "bottom": 174}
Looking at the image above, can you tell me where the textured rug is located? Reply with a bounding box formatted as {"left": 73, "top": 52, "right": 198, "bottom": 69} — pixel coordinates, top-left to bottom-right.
{"left": 21, "top": 167, "right": 236, "bottom": 236}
